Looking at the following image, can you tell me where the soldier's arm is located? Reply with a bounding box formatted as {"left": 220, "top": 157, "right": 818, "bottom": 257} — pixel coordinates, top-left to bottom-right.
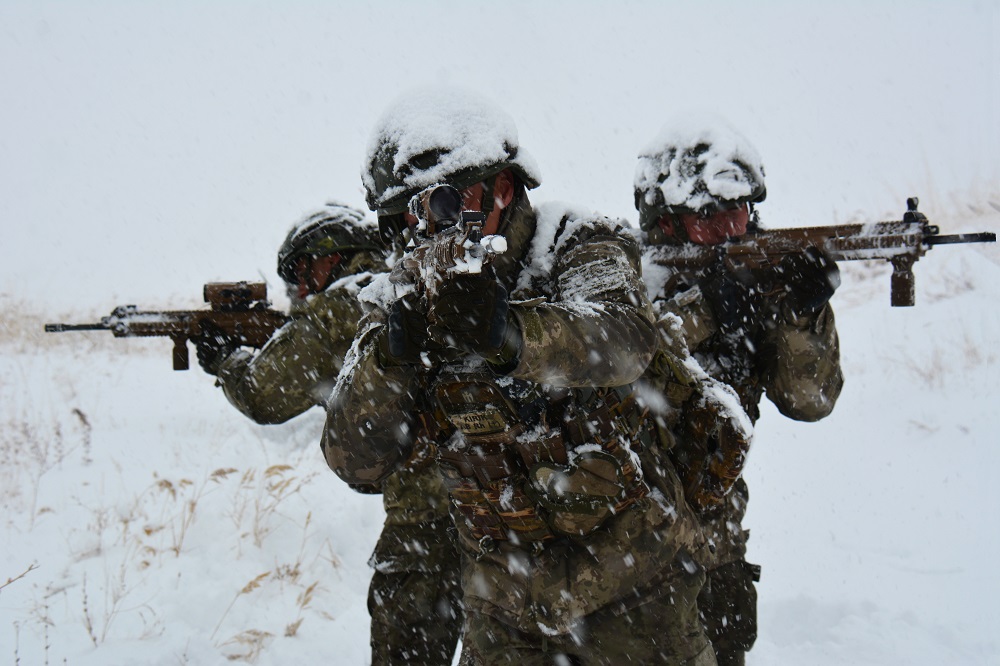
{"left": 215, "top": 290, "right": 361, "bottom": 424}
{"left": 508, "top": 222, "right": 657, "bottom": 387}
{"left": 763, "top": 303, "right": 844, "bottom": 421}
{"left": 321, "top": 311, "right": 419, "bottom": 487}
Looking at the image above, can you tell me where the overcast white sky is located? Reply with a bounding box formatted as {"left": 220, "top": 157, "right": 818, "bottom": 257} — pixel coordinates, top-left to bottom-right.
{"left": 2, "top": 1, "right": 997, "bottom": 312}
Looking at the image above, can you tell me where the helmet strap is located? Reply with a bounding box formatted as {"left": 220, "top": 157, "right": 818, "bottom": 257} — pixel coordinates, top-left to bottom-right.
{"left": 480, "top": 174, "right": 496, "bottom": 217}
{"left": 657, "top": 213, "right": 692, "bottom": 243}
{"left": 748, "top": 203, "right": 760, "bottom": 232}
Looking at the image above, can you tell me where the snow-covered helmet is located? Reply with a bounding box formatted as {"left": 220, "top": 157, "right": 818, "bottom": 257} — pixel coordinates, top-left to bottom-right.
{"left": 634, "top": 120, "right": 766, "bottom": 231}
{"left": 276, "top": 202, "right": 382, "bottom": 286}
{"left": 362, "top": 87, "right": 542, "bottom": 240}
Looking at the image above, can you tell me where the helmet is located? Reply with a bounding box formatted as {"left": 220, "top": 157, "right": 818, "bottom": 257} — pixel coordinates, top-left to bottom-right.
{"left": 276, "top": 202, "right": 382, "bottom": 285}
{"left": 361, "top": 87, "right": 541, "bottom": 238}
{"left": 634, "top": 120, "right": 766, "bottom": 230}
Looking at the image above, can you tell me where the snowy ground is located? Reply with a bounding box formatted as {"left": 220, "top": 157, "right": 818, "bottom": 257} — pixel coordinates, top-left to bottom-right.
{"left": 1, "top": 199, "right": 997, "bottom": 665}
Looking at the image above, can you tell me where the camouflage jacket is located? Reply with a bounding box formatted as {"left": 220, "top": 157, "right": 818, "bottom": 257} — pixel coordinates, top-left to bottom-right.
{"left": 641, "top": 242, "right": 844, "bottom": 425}
{"left": 216, "top": 252, "right": 383, "bottom": 424}
{"left": 639, "top": 240, "right": 844, "bottom": 565}
{"left": 322, "top": 199, "right": 709, "bottom": 634}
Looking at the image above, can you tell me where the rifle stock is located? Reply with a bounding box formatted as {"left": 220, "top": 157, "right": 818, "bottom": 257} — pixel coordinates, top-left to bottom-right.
{"left": 44, "top": 281, "right": 288, "bottom": 370}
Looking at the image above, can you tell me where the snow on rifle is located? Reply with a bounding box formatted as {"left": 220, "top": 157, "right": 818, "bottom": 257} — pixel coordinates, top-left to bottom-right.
{"left": 44, "top": 281, "right": 288, "bottom": 370}
{"left": 396, "top": 184, "right": 508, "bottom": 318}
{"left": 668, "top": 197, "right": 995, "bottom": 306}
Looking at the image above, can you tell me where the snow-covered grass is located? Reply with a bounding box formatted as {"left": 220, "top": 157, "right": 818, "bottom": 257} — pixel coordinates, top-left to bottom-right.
{"left": 0, "top": 317, "right": 384, "bottom": 664}
{"left": 1, "top": 197, "right": 998, "bottom": 664}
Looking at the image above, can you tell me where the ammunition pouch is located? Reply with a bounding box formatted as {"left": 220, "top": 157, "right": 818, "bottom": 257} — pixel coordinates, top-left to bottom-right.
{"left": 526, "top": 451, "right": 625, "bottom": 537}
{"left": 432, "top": 374, "right": 650, "bottom": 549}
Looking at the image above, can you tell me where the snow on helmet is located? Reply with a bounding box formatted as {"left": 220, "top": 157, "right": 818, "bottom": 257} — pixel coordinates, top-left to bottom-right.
{"left": 362, "top": 87, "right": 542, "bottom": 236}
{"left": 634, "top": 119, "right": 766, "bottom": 230}
{"left": 276, "top": 202, "right": 382, "bottom": 285}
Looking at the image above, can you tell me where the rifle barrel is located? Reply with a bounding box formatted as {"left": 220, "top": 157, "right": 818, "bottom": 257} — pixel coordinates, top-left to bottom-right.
{"left": 926, "top": 232, "right": 996, "bottom": 246}
{"left": 44, "top": 323, "right": 108, "bottom": 332}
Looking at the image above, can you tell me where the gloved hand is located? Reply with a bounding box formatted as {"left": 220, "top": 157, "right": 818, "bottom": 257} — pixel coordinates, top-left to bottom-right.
{"left": 428, "top": 272, "right": 513, "bottom": 360}
{"left": 776, "top": 247, "right": 841, "bottom": 320}
{"left": 194, "top": 322, "right": 238, "bottom": 375}
{"left": 701, "top": 266, "right": 762, "bottom": 336}
{"left": 381, "top": 292, "right": 432, "bottom": 366}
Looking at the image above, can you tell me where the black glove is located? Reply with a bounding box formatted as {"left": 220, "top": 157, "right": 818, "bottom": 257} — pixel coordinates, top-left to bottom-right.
{"left": 194, "top": 322, "right": 238, "bottom": 376}
{"left": 701, "top": 265, "right": 764, "bottom": 336}
{"left": 382, "top": 292, "right": 433, "bottom": 366}
{"left": 776, "top": 247, "right": 841, "bottom": 319}
{"left": 428, "top": 272, "right": 512, "bottom": 359}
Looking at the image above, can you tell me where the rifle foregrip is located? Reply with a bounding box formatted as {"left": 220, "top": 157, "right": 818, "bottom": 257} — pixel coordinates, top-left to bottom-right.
{"left": 890, "top": 256, "right": 916, "bottom": 307}
{"left": 171, "top": 336, "right": 190, "bottom": 371}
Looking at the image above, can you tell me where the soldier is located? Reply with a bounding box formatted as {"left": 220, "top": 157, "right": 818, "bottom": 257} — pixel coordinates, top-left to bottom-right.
{"left": 633, "top": 122, "right": 845, "bottom": 666}
{"left": 322, "top": 88, "right": 719, "bottom": 665}
{"left": 193, "top": 202, "right": 463, "bottom": 666}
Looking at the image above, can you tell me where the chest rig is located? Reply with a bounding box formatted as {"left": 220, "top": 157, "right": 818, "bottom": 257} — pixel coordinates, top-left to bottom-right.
{"left": 425, "top": 363, "right": 648, "bottom": 550}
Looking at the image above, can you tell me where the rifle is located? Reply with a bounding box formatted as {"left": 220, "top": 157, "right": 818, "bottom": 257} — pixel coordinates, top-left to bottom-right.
{"left": 45, "top": 282, "right": 289, "bottom": 370}
{"left": 668, "top": 197, "right": 996, "bottom": 306}
{"left": 394, "top": 184, "right": 508, "bottom": 317}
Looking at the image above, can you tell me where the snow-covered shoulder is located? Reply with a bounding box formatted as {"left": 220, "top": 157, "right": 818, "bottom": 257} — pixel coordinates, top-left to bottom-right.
{"left": 357, "top": 271, "right": 413, "bottom": 312}
{"left": 515, "top": 201, "right": 633, "bottom": 293}
{"left": 326, "top": 270, "right": 377, "bottom": 297}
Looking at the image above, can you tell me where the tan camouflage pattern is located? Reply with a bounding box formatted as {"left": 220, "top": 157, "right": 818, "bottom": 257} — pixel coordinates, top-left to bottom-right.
{"left": 369, "top": 463, "right": 462, "bottom": 665}
{"left": 323, "top": 199, "right": 711, "bottom": 662}
{"left": 643, "top": 253, "right": 843, "bottom": 426}
{"left": 215, "top": 250, "right": 383, "bottom": 424}
{"left": 510, "top": 221, "right": 656, "bottom": 387}
{"left": 460, "top": 566, "right": 716, "bottom": 665}
{"left": 323, "top": 202, "right": 659, "bottom": 485}
{"left": 215, "top": 287, "right": 363, "bottom": 424}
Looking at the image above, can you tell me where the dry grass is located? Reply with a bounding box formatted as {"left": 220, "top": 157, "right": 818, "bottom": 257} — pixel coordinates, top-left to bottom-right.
{"left": 0, "top": 563, "right": 39, "bottom": 594}
{"left": 1, "top": 295, "right": 344, "bottom": 662}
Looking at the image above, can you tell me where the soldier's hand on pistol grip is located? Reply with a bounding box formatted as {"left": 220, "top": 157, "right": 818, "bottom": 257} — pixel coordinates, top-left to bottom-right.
{"left": 194, "top": 321, "right": 238, "bottom": 376}
{"left": 428, "top": 272, "right": 521, "bottom": 367}
{"left": 777, "top": 247, "right": 841, "bottom": 320}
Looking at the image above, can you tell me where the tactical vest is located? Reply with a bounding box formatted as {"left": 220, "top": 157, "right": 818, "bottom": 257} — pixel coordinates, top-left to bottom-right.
{"left": 423, "top": 365, "right": 648, "bottom": 551}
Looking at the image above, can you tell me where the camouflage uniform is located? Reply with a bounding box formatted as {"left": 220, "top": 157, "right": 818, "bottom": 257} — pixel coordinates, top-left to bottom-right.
{"left": 216, "top": 253, "right": 379, "bottom": 424}
{"left": 325, "top": 198, "right": 717, "bottom": 666}
{"left": 207, "top": 212, "right": 463, "bottom": 666}
{"left": 641, "top": 246, "right": 842, "bottom": 663}
{"left": 634, "top": 125, "right": 844, "bottom": 666}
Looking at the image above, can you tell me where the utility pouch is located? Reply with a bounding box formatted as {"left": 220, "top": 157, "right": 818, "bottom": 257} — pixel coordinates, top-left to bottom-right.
{"left": 435, "top": 378, "right": 520, "bottom": 439}
{"left": 513, "top": 427, "right": 569, "bottom": 468}
{"left": 525, "top": 451, "right": 626, "bottom": 537}
{"left": 434, "top": 373, "right": 556, "bottom": 545}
